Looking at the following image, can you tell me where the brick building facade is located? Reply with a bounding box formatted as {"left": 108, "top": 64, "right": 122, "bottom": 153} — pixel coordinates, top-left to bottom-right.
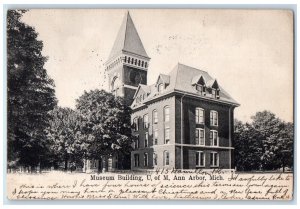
{"left": 91, "top": 12, "right": 239, "bottom": 172}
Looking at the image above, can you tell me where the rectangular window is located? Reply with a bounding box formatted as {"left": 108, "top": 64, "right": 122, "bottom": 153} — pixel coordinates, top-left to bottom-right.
{"left": 134, "top": 154, "right": 139, "bottom": 167}
{"left": 210, "top": 111, "right": 218, "bottom": 126}
{"left": 209, "top": 130, "right": 218, "bottom": 146}
{"left": 210, "top": 152, "right": 219, "bottom": 167}
{"left": 164, "top": 127, "right": 170, "bottom": 144}
{"left": 195, "top": 128, "right": 205, "bottom": 145}
{"left": 195, "top": 108, "right": 204, "bottom": 124}
{"left": 133, "top": 117, "right": 139, "bottom": 131}
{"left": 144, "top": 153, "right": 148, "bottom": 167}
{"left": 153, "top": 153, "right": 157, "bottom": 166}
{"left": 211, "top": 89, "right": 216, "bottom": 98}
{"left": 154, "top": 129, "right": 158, "bottom": 145}
{"left": 164, "top": 106, "right": 170, "bottom": 122}
{"left": 196, "top": 151, "right": 205, "bottom": 167}
{"left": 164, "top": 151, "right": 170, "bottom": 166}
{"left": 143, "top": 114, "right": 148, "bottom": 129}
{"left": 144, "top": 132, "right": 148, "bottom": 147}
{"left": 153, "top": 110, "right": 158, "bottom": 124}
{"left": 134, "top": 137, "right": 139, "bottom": 149}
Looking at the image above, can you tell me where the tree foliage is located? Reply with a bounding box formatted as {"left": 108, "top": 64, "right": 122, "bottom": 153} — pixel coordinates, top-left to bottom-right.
{"left": 234, "top": 111, "right": 293, "bottom": 171}
{"left": 7, "top": 10, "right": 57, "bottom": 169}
{"left": 47, "top": 107, "right": 85, "bottom": 170}
{"left": 75, "top": 89, "right": 134, "bottom": 161}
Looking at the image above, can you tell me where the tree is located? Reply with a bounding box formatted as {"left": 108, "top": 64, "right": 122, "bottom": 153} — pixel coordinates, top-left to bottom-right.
{"left": 76, "top": 89, "right": 134, "bottom": 169}
{"left": 47, "top": 107, "right": 85, "bottom": 171}
{"left": 234, "top": 111, "right": 294, "bottom": 171}
{"left": 233, "top": 120, "right": 263, "bottom": 171}
{"left": 7, "top": 10, "right": 57, "bottom": 171}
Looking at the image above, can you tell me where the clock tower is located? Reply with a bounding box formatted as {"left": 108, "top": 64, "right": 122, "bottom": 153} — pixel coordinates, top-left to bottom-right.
{"left": 105, "top": 11, "right": 150, "bottom": 105}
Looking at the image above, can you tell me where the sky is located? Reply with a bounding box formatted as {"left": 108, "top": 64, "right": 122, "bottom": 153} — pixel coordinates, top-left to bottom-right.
{"left": 22, "top": 9, "right": 293, "bottom": 122}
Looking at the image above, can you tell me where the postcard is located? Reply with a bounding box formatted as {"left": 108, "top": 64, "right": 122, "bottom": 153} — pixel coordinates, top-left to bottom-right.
{"left": 6, "top": 9, "right": 294, "bottom": 200}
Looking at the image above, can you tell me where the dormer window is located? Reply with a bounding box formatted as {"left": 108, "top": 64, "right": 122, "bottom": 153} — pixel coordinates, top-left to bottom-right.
{"left": 196, "top": 85, "right": 206, "bottom": 95}
{"left": 158, "top": 83, "right": 164, "bottom": 93}
{"left": 211, "top": 88, "right": 216, "bottom": 98}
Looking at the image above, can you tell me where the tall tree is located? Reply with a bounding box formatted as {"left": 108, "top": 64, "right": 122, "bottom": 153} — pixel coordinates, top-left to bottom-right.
{"left": 76, "top": 89, "right": 134, "bottom": 169}
{"left": 7, "top": 10, "right": 57, "bottom": 170}
{"left": 47, "top": 107, "right": 85, "bottom": 170}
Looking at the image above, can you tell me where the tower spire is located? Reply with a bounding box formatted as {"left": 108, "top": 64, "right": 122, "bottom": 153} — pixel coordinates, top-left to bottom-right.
{"left": 107, "top": 11, "right": 149, "bottom": 62}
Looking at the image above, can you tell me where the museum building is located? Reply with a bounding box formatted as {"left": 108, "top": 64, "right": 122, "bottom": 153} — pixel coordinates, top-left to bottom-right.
{"left": 98, "top": 12, "right": 239, "bottom": 171}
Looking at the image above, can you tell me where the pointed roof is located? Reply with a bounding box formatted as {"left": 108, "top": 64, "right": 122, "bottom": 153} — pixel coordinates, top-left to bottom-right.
{"left": 108, "top": 12, "right": 149, "bottom": 61}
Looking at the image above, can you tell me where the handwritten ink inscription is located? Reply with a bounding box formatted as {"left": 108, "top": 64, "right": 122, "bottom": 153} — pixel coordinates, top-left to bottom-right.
{"left": 7, "top": 170, "right": 293, "bottom": 200}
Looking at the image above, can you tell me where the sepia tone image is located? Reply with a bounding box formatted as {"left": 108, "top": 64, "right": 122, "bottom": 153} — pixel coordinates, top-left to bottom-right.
{"left": 6, "top": 9, "right": 294, "bottom": 200}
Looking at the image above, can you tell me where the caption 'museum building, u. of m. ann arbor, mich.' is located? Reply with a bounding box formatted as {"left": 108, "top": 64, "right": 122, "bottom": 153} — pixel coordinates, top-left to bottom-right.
{"left": 85, "top": 12, "right": 239, "bottom": 172}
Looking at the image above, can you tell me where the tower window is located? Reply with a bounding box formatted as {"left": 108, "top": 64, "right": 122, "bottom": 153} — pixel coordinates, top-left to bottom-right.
{"left": 131, "top": 58, "right": 134, "bottom": 64}
{"left": 145, "top": 62, "right": 148, "bottom": 68}
{"left": 138, "top": 60, "right": 141, "bottom": 66}
{"left": 135, "top": 59, "right": 137, "bottom": 65}
{"left": 144, "top": 133, "right": 148, "bottom": 147}
{"left": 142, "top": 61, "right": 144, "bottom": 67}
{"left": 134, "top": 137, "right": 139, "bottom": 149}
{"left": 128, "top": 57, "right": 131, "bottom": 63}
{"left": 124, "top": 56, "right": 127, "bottom": 62}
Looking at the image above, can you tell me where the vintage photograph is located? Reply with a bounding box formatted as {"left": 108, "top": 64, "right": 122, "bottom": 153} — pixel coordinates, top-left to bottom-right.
{"left": 6, "top": 9, "right": 294, "bottom": 200}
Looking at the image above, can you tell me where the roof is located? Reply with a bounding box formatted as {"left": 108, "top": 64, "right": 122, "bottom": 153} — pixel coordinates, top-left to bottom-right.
{"left": 131, "top": 63, "right": 239, "bottom": 108}
{"left": 108, "top": 12, "right": 149, "bottom": 61}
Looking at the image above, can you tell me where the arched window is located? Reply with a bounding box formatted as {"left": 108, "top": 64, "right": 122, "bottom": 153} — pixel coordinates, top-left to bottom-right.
{"left": 124, "top": 56, "right": 127, "bottom": 62}
{"left": 164, "top": 106, "right": 170, "bottom": 122}
{"left": 138, "top": 60, "right": 141, "bottom": 66}
{"left": 135, "top": 59, "right": 137, "bottom": 65}
{"left": 131, "top": 58, "right": 134, "bottom": 64}
{"left": 142, "top": 61, "right": 144, "bottom": 67}
{"left": 128, "top": 57, "right": 131, "bottom": 63}
{"left": 164, "top": 151, "right": 170, "bottom": 166}
{"left": 153, "top": 109, "right": 158, "bottom": 124}
{"left": 144, "top": 153, "right": 148, "bottom": 166}
{"left": 153, "top": 153, "right": 157, "bottom": 166}
{"left": 111, "top": 76, "right": 120, "bottom": 97}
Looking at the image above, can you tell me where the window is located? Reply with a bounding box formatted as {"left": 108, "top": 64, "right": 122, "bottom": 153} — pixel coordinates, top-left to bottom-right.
{"left": 211, "top": 88, "right": 216, "bottom": 98}
{"left": 153, "top": 110, "right": 158, "bottom": 124}
{"left": 111, "top": 76, "right": 120, "bottom": 97}
{"left": 196, "top": 151, "right": 205, "bottom": 167}
{"left": 210, "top": 111, "right": 218, "bottom": 126}
{"left": 153, "top": 153, "right": 157, "bottom": 166}
{"left": 133, "top": 117, "right": 139, "bottom": 131}
{"left": 128, "top": 57, "right": 131, "bottom": 63}
{"left": 135, "top": 59, "right": 137, "bottom": 65}
{"left": 195, "top": 108, "right": 204, "bottom": 124}
{"left": 138, "top": 60, "right": 141, "bottom": 66}
{"left": 164, "top": 106, "right": 170, "bottom": 122}
{"left": 134, "top": 137, "right": 139, "bottom": 149}
{"left": 164, "top": 151, "right": 170, "bottom": 166}
{"left": 144, "top": 153, "right": 148, "bottom": 166}
{"left": 154, "top": 129, "right": 158, "bottom": 145}
{"left": 134, "top": 154, "right": 139, "bottom": 167}
{"left": 144, "top": 132, "right": 148, "bottom": 147}
{"left": 164, "top": 127, "right": 170, "bottom": 144}
{"left": 124, "top": 56, "right": 127, "bottom": 62}
{"left": 145, "top": 62, "right": 148, "bottom": 68}
{"left": 158, "top": 83, "right": 164, "bottom": 93}
{"left": 142, "top": 61, "right": 144, "bottom": 67}
{"left": 196, "top": 85, "right": 205, "bottom": 95}
{"left": 195, "top": 128, "right": 205, "bottom": 145}
{"left": 210, "top": 152, "right": 219, "bottom": 167}
{"left": 210, "top": 130, "right": 218, "bottom": 146}
{"left": 131, "top": 58, "right": 134, "bottom": 64}
{"left": 143, "top": 114, "right": 149, "bottom": 129}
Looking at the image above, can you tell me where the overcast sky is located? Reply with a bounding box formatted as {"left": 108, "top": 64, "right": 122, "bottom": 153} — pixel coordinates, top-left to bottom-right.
{"left": 22, "top": 9, "right": 293, "bottom": 122}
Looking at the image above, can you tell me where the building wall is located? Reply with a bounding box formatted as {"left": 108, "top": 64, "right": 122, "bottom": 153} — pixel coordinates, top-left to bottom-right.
{"left": 131, "top": 95, "right": 176, "bottom": 169}
{"left": 174, "top": 95, "right": 234, "bottom": 169}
